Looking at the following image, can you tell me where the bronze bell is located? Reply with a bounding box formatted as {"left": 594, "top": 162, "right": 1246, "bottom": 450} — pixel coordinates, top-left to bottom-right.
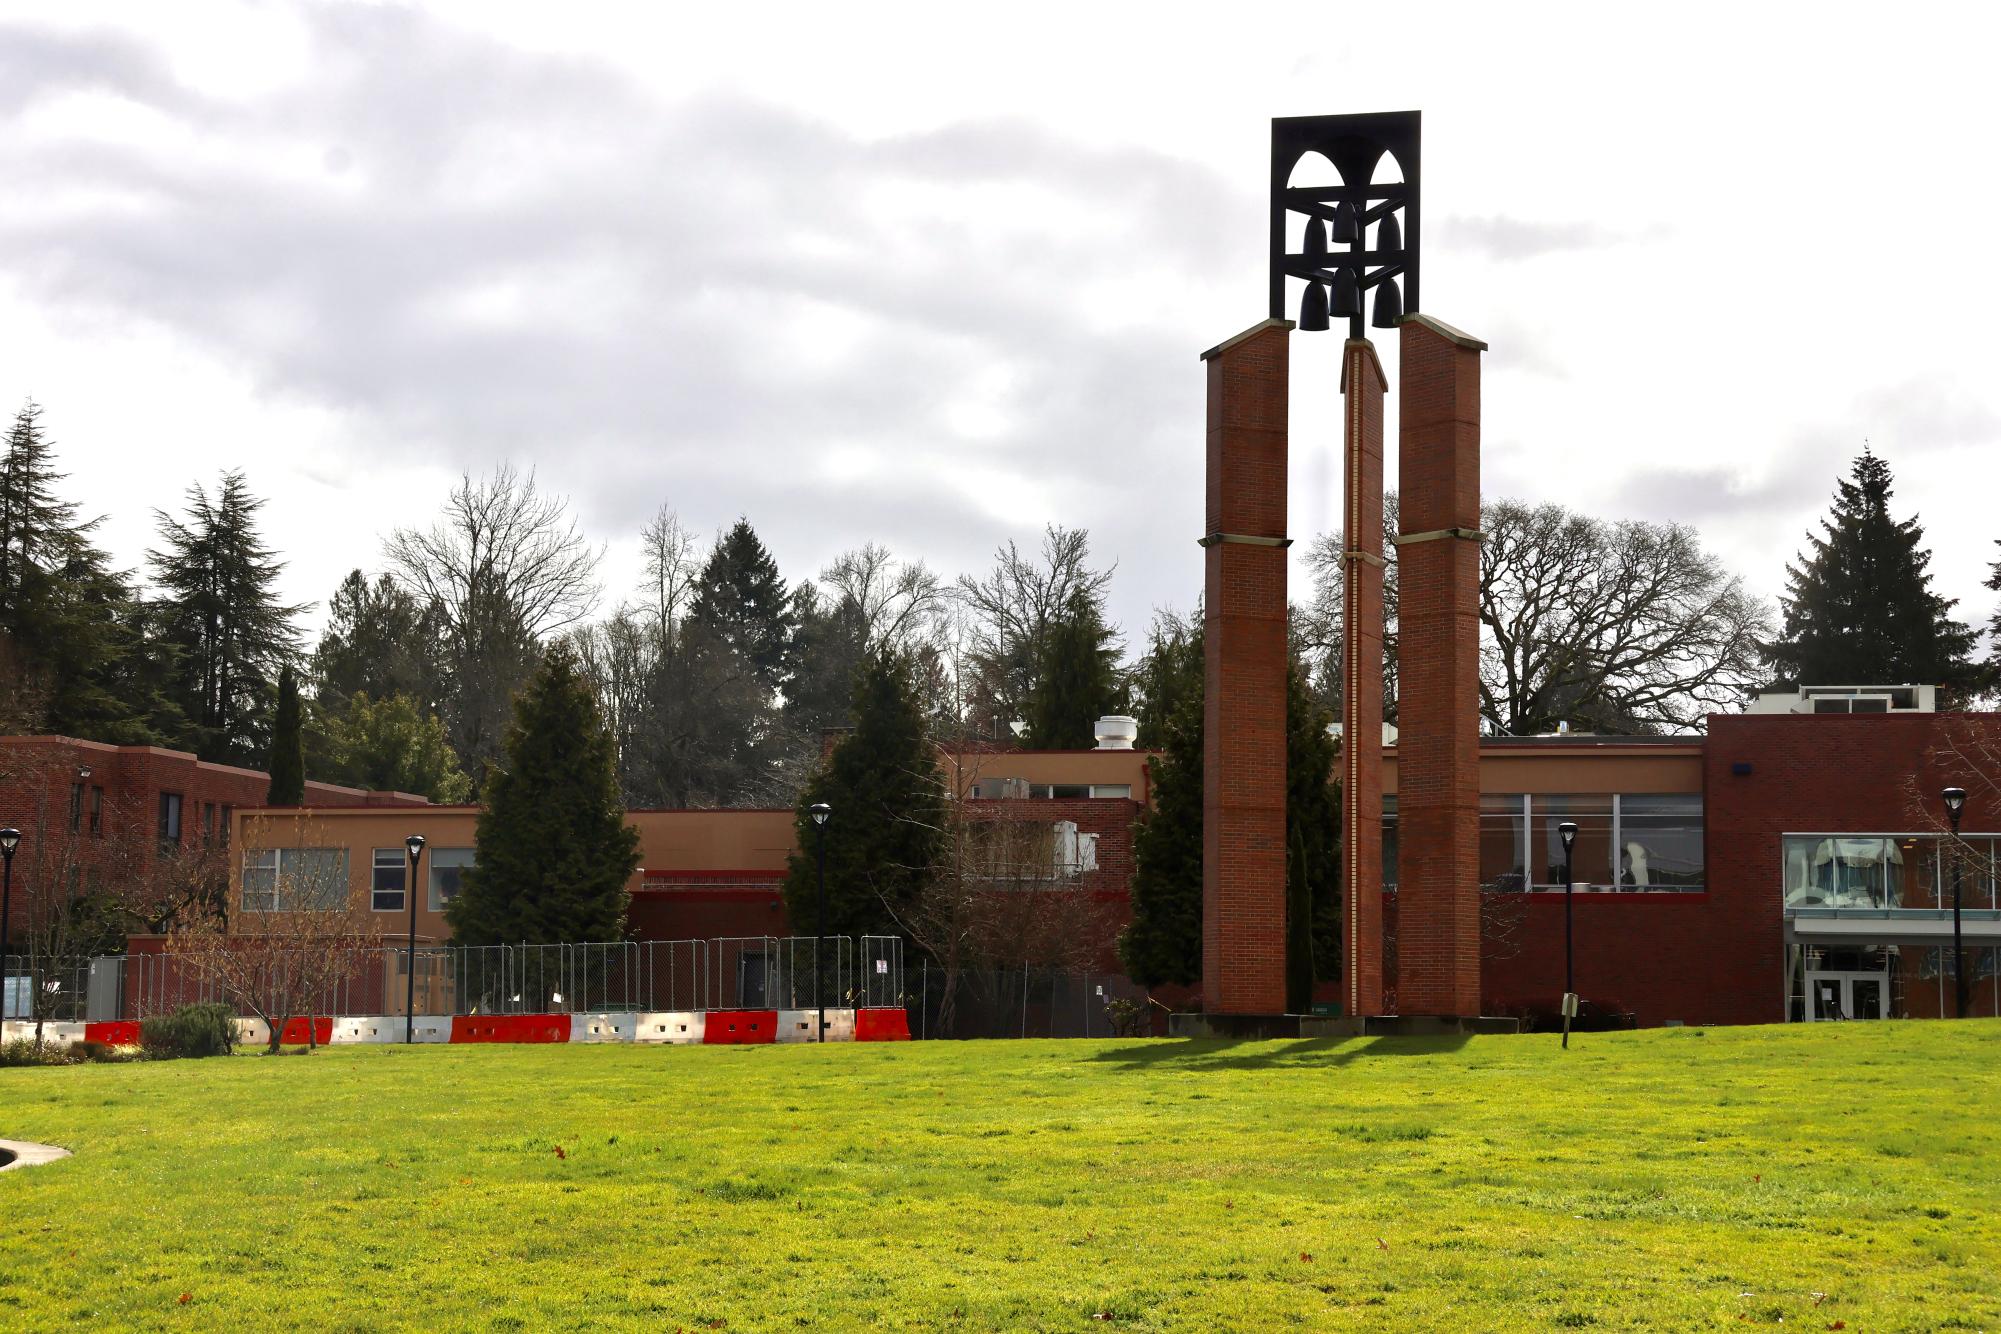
{"left": 1299, "top": 281, "right": 1330, "bottom": 332}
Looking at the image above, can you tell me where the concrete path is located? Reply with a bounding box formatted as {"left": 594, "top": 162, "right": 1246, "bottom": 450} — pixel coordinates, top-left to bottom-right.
{"left": 0, "top": 1138, "right": 71, "bottom": 1172}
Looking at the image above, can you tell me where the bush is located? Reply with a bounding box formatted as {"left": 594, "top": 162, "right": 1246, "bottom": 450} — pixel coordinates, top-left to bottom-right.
{"left": 0, "top": 1037, "right": 76, "bottom": 1067}
{"left": 140, "top": 1003, "right": 239, "bottom": 1059}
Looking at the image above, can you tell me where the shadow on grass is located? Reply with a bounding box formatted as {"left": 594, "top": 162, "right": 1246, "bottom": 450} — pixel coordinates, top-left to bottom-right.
{"left": 1084, "top": 1033, "right": 1472, "bottom": 1071}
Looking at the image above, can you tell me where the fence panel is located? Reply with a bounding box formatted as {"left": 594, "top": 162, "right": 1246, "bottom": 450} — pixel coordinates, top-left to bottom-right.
{"left": 860, "top": 936, "right": 904, "bottom": 1010}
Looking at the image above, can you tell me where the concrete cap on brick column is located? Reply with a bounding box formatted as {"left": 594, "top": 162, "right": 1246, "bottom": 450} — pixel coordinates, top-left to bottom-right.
{"left": 1398, "top": 312, "right": 1488, "bottom": 351}
{"left": 1200, "top": 317, "right": 1295, "bottom": 361}
{"left": 1339, "top": 338, "right": 1388, "bottom": 393}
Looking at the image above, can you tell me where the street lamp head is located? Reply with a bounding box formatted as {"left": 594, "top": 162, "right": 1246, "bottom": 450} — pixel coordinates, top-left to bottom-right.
{"left": 406, "top": 833, "right": 427, "bottom": 860}
{"left": 76, "top": 765, "right": 92, "bottom": 781}
{"left": 809, "top": 803, "right": 832, "bottom": 828}
{"left": 0, "top": 827, "right": 19, "bottom": 856}
{"left": 1942, "top": 786, "right": 1967, "bottom": 821}
{"left": 1557, "top": 821, "right": 1578, "bottom": 852}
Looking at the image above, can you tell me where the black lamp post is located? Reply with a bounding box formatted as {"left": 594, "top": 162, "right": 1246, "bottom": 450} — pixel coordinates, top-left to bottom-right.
{"left": 1558, "top": 820, "right": 1578, "bottom": 1049}
{"left": 0, "top": 828, "right": 19, "bottom": 1023}
{"left": 1943, "top": 787, "right": 1967, "bottom": 1019}
{"left": 809, "top": 803, "right": 832, "bottom": 1042}
{"left": 404, "top": 834, "right": 426, "bottom": 1044}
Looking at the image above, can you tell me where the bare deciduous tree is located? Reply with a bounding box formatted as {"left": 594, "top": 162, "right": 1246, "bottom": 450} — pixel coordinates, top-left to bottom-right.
{"left": 954, "top": 524, "right": 1115, "bottom": 733}
{"left": 639, "top": 504, "right": 703, "bottom": 651}
{"left": 1309, "top": 495, "right": 1768, "bottom": 736}
{"left": 167, "top": 816, "right": 381, "bottom": 1052}
{"left": 820, "top": 543, "right": 945, "bottom": 657}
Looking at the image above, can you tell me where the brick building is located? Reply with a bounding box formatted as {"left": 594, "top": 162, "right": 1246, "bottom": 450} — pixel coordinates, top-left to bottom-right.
{"left": 211, "top": 695, "right": 2001, "bottom": 1031}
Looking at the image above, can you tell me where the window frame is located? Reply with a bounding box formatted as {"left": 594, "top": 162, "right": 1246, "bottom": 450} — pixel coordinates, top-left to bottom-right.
{"left": 428, "top": 847, "right": 476, "bottom": 912}
{"left": 371, "top": 847, "right": 409, "bottom": 913}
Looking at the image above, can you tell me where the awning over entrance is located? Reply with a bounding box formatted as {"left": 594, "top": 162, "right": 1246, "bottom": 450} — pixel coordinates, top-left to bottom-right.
{"left": 1788, "top": 909, "right": 2001, "bottom": 947}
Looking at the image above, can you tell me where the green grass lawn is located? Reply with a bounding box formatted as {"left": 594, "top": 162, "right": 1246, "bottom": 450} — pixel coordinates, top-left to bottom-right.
{"left": 2, "top": 1022, "right": 1997, "bottom": 1331}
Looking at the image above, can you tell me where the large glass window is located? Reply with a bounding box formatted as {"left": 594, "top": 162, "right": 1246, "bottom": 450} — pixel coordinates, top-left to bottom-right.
{"left": 429, "top": 848, "right": 476, "bottom": 911}
{"left": 372, "top": 848, "right": 408, "bottom": 912}
{"left": 1784, "top": 837, "right": 1907, "bottom": 909}
{"left": 1536, "top": 794, "right": 1615, "bottom": 889}
{"left": 1618, "top": 794, "right": 1703, "bottom": 891}
{"left": 240, "top": 848, "right": 349, "bottom": 912}
{"left": 158, "top": 792, "right": 183, "bottom": 848}
{"left": 1479, "top": 793, "right": 1528, "bottom": 892}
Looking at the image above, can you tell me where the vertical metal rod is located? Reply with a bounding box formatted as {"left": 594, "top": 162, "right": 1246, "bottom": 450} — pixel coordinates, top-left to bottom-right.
{"left": 815, "top": 824, "right": 828, "bottom": 1042}
{"left": 1, "top": 841, "right": 17, "bottom": 1023}
{"left": 404, "top": 842, "right": 424, "bottom": 1043}
{"left": 1948, "top": 803, "right": 1967, "bottom": 1019}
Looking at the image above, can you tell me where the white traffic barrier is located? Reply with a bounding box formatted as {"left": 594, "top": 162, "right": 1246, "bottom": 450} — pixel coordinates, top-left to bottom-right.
{"left": 334, "top": 1015, "right": 449, "bottom": 1044}
{"left": 2, "top": 1020, "right": 84, "bottom": 1045}
{"left": 632, "top": 1011, "right": 705, "bottom": 1044}
{"left": 777, "top": 1008, "right": 856, "bottom": 1043}
{"left": 236, "top": 1017, "right": 269, "bottom": 1048}
{"left": 569, "top": 1012, "right": 637, "bottom": 1043}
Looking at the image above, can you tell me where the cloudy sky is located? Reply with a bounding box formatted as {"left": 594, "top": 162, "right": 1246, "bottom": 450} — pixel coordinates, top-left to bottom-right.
{"left": 3, "top": 2, "right": 1998, "bottom": 655}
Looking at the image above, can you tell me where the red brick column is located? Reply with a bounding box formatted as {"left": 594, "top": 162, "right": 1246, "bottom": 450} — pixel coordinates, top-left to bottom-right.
{"left": 1200, "top": 318, "right": 1291, "bottom": 1016}
{"left": 1340, "top": 338, "right": 1387, "bottom": 1018}
{"left": 1395, "top": 314, "right": 1486, "bottom": 1017}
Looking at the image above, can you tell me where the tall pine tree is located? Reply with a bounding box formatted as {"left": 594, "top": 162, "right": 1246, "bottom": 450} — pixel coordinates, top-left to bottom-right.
{"left": 149, "top": 472, "right": 306, "bottom": 764}
{"left": 1025, "top": 588, "right": 1121, "bottom": 748}
{"left": 0, "top": 401, "right": 154, "bottom": 741}
{"left": 266, "top": 664, "right": 305, "bottom": 804}
{"left": 449, "top": 643, "right": 640, "bottom": 946}
{"left": 1286, "top": 660, "right": 1341, "bottom": 1008}
{"left": 692, "top": 518, "right": 796, "bottom": 693}
{"left": 782, "top": 650, "right": 944, "bottom": 942}
{"left": 312, "top": 570, "right": 444, "bottom": 711}
{"left": 1764, "top": 450, "right": 1981, "bottom": 698}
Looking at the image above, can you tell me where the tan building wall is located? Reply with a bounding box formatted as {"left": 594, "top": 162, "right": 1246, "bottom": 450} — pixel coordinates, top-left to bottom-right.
{"left": 1385, "top": 740, "right": 1703, "bottom": 796}
{"left": 940, "top": 747, "right": 1154, "bottom": 801}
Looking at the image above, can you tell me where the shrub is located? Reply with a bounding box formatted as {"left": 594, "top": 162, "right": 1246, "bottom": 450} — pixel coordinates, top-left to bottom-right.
{"left": 0, "top": 1037, "right": 77, "bottom": 1067}
{"left": 140, "top": 1003, "right": 239, "bottom": 1059}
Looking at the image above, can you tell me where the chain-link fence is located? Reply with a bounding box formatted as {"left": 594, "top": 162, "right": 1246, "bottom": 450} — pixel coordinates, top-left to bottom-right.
{"left": 905, "top": 962, "right": 1150, "bottom": 1040}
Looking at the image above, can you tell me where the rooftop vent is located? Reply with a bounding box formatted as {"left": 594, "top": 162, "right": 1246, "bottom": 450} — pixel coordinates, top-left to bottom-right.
{"left": 1093, "top": 716, "right": 1138, "bottom": 751}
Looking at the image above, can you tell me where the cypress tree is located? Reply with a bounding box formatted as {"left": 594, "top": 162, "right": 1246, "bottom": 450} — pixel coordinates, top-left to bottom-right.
{"left": 149, "top": 472, "right": 307, "bottom": 764}
{"left": 266, "top": 664, "right": 305, "bottom": 805}
{"left": 691, "top": 518, "right": 796, "bottom": 692}
{"left": 1764, "top": 450, "right": 1981, "bottom": 697}
{"left": 782, "top": 650, "right": 943, "bottom": 942}
{"left": 1026, "top": 589, "right": 1121, "bottom": 749}
{"left": 449, "top": 643, "right": 640, "bottom": 946}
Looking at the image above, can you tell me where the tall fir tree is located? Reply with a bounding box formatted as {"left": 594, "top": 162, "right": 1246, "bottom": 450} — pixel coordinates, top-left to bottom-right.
{"left": 0, "top": 401, "right": 154, "bottom": 741}
{"left": 449, "top": 643, "right": 640, "bottom": 946}
{"left": 691, "top": 518, "right": 796, "bottom": 693}
{"left": 1025, "top": 588, "right": 1122, "bottom": 748}
{"left": 266, "top": 664, "right": 304, "bottom": 805}
{"left": 148, "top": 471, "right": 307, "bottom": 764}
{"left": 1117, "top": 641, "right": 1204, "bottom": 989}
{"left": 782, "top": 650, "right": 944, "bottom": 942}
{"left": 312, "top": 570, "right": 444, "bottom": 710}
{"left": 1764, "top": 450, "right": 1981, "bottom": 698}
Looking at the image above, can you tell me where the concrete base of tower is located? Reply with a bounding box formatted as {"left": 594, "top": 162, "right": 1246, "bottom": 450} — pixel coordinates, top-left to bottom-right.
{"left": 1166, "top": 1012, "right": 1522, "bottom": 1039}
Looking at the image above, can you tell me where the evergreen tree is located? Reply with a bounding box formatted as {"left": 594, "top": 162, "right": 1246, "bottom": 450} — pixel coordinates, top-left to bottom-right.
{"left": 691, "top": 518, "right": 796, "bottom": 692}
{"left": 1764, "top": 451, "right": 1981, "bottom": 698}
{"left": 0, "top": 401, "right": 153, "bottom": 741}
{"left": 1128, "top": 608, "right": 1202, "bottom": 748}
{"left": 310, "top": 692, "right": 472, "bottom": 803}
{"left": 312, "top": 570, "right": 443, "bottom": 710}
{"left": 1025, "top": 588, "right": 1122, "bottom": 748}
{"left": 1286, "top": 660, "right": 1341, "bottom": 1004}
{"left": 148, "top": 472, "right": 307, "bottom": 764}
{"left": 782, "top": 651, "right": 943, "bottom": 942}
{"left": 1987, "top": 541, "right": 2001, "bottom": 667}
{"left": 1119, "top": 631, "right": 1345, "bottom": 1003}
{"left": 783, "top": 580, "right": 869, "bottom": 738}
{"left": 1117, "top": 648, "right": 1204, "bottom": 989}
{"left": 449, "top": 643, "right": 640, "bottom": 946}
{"left": 266, "top": 664, "right": 304, "bottom": 804}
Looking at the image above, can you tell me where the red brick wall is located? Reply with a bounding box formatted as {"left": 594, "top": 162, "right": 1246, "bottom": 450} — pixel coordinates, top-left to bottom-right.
{"left": 1201, "top": 319, "right": 1292, "bottom": 1015}
{"left": 1341, "top": 337, "right": 1388, "bottom": 1017}
{"left": 1395, "top": 317, "right": 1484, "bottom": 1016}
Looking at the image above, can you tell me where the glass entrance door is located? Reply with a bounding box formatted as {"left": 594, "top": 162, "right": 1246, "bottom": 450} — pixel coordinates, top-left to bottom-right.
{"left": 1805, "top": 970, "right": 1889, "bottom": 1021}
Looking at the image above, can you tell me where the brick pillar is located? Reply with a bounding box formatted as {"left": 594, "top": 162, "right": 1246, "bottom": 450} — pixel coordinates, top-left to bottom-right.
{"left": 1395, "top": 314, "right": 1486, "bottom": 1018}
{"left": 1340, "top": 338, "right": 1387, "bottom": 1018}
{"left": 1200, "top": 318, "right": 1291, "bottom": 1016}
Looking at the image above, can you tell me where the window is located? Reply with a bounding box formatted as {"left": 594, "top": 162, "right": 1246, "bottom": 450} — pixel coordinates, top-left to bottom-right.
{"left": 1536, "top": 795, "right": 1615, "bottom": 889}
{"left": 89, "top": 786, "right": 103, "bottom": 837}
{"left": 1029, "top": 783, "right": 1092, "bottom": 799}
{"left": 429, "top": 848, "right": 475, "bottom": 911}
{"left": 220, "top": 806, "right": 232, "bottom": 846}
{"left": 372, "top": 848, "right": 408, "bottom": 912}
{"left": 70, "top": 783, "right": 84, "bottom": 833}
{"left": 1618, "top": 795, "right": 1703, "bottom": 891}
{"left": 158, "top": 792, "right": 183, "bottom": 847}
{"left": 1479, "top": 794, "right": 1528, "bottom": 891}
{"left": 241, "top": 848, "right": 349, "bottom": 912}
{"left": 1089, "top": 784, "right": 1133, "bottom": 799}
{"left": 202, "top": 803, "right": 216, "bottom": 842}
